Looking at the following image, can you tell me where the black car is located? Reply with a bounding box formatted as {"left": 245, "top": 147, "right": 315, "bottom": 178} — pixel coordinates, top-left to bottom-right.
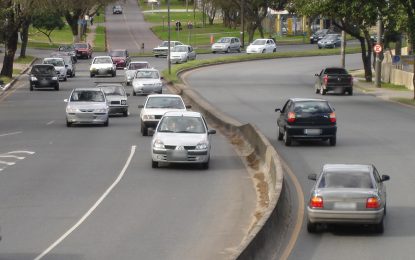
{"left": 310, "top": 29, "right": 330, "bottom": 44}
{"left": 275, "top": 98, "right": 337, "bottom": 146}
{"left": 315, "top": 67, "right": 353, "bottom": 95}
{"left": 29, "top": 64, "right": 59, "bottom": 91}
{"left": 113, "top": 5, "right": 123, "bottom": 14}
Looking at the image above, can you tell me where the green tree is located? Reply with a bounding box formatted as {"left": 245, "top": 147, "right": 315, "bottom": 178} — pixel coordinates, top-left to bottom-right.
{"left": 32, "top": 11, "right": 65, "bottom": 44}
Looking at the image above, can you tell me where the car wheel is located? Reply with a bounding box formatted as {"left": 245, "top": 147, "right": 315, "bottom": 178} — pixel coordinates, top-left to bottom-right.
{"left": 307, "top": 220, "right": 318, "bottom": 233}
{"left": 123, "top": 110, "right": 128, "bottom": 117}
{"left": 318, "top": 46, "right": 322, "bottom": 49}
{"left": 141, "top": 124, "right": 148, "bottom": 136}
{"left": 55, "top": 85, "right": 59, "bottom": 91}
{"left": 373, "top": 219, "right": 384, "bottom": 234}
{"left": 277, "top": 126, "right": 283, "bottom": 140}
{"left": 283, "top": 130, "right": 291, "bottom": 146}
{"left": 66, "top": 121, "right": 72, "bottom": 127}
{"left": 329, "top": 136, "right": 336, "bottom": 146}
{"left": 320, "top": 85, "right": 327, "bottom": 95}
{"left": 152, "top": 160, "right": 158, "bottom": 168}
{"left": 104, "top": 119, "right": 109, "bottom": 127}
{"left": 30, "top": 85, "right": 33, "bottom": 91}
{"left": 90, "top": 73, "right": 95, "bottom": 78}
{"left": 315, "top": 86, "right": 320, "bottom": 94}
{"left": 226, "top": 47, "right": 230, "bottom": 53}
{"left": 262, "top": 49, "right": 266, "bottom": 53}
{"left": 201, "top": 160, "right": 209, "bottom": 169}
{"left": 112, "top": 71, "right": 116, "bottom": 77}
{"left": 348, "top": 88, "right": 353, "bottom": 95}
{"left": 212, "top": 51, "right": 216, "bottom": 54}
{"left": 64, "top": 76, "right": 67, "bottom": 81}
{"left": 133, "top": 90, "right": 136, "bottom": 96}
{"left": 273, "top": 48, "right": 276, "bottom": 52}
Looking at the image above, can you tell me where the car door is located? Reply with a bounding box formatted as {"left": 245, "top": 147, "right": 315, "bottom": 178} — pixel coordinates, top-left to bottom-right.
{"left": 315, "top": 69, "right": 324, "bottom": 89}
{"left": 277, "top": 100, "right": 292, "bottom": 129}
{"left": 230, "top": 38, "right": 235, "bottom": 50}
{"left": 188, "top": 46, "right": 196, "bottom": 60}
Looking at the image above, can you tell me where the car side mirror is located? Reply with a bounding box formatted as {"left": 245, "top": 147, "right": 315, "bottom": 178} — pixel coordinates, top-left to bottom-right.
{"left": 381, "top": 175, "right": 390, "bottom": 182}
{"left": 138, "top": 104, "right": 144, "bottom": 108}
{"left": 308, "top": 174, "right": 317, "bottom": 181}
{"left": 160, "top": 76, "right": 164, "bottom": 80}
{"left": 64, "top": 99, "right": 68, "bottom": 102}
{"left": 275, "top": 108, "right": 281, "bottom": 112}
{"left": 185, "top": 105, "right": 192, "bottom": 109}
{"left": 208, "top": 129, "right": 216, "bottom": 135}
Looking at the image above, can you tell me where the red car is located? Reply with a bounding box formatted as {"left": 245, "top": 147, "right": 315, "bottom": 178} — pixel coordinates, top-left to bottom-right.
{"left": 109, "top": 49, "right": 130, "bottom": 69}
{"left": 74, "top": 42, "right": 93, "bottom": 59}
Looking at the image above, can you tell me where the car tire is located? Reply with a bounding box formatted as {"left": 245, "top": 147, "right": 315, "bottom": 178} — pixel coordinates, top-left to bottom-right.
{"left": 374, "top": 219, "right": 384, "bottom": 234}
{"left": 237, "top": 48, "right": 241, "bottom": 53}
{"left": 277, "top": 126, "right": 283, "bottom": 140}
{"left": 262, "top": 49, "right": 266, "bottom": 53}
{"left": 226, "top": 47, "right": 230, "bottom": 53}
{"left": 141, "top": 124, "right": 148, "bottom": 136}
{"left": 320, "top": 85, "right": 327, "bottom": 95}
{"left": 273, "top": 48, "right": 276, "bottom": 52}
{"left": 104, "top": 119, "right": 109, "bottom": 127}
{"left": 30, "top": 85, "right": 33, "bottom": 91}
{"left": 348, "top": 88, "right": 353, "bottom": 95}
{"left": 315, "top": 86, "right": 320, "bottom": 94}
{"left": 90, "top": 73, "right": 95, "bottom": 78}
{"left": 123, "top": 110, "right": 128, "bottom": 117}
{"left": 66, "top": 121, "right": 72, "bottom": 127}
{"left": 152, "top": 160, "right": 158, "bottom": 168}
{"left": 307, "top": 220, "right": 318, "bottom": 233}
{"left": 318, "top": 46, "right": 322, "bottom": 49}
{"left": 112, "top": 71, "right": 116, "bottom": 77}
{"left": 55, "top": 85, "right": 59, "bottom": 91}
{"left": 283, "top": 130, "right": 291, "bottom": 146}
{"left": 212, "top": 51, "right": 216, "bottom": 54}
{"left": 132, "top": 90, "right": 136, "bottom": 96}
{"left": 329, "top": 136, "right": 336, "bottom": 146}
{"left": 201, "top": 161, "right": 209, "bottom": 170}
{"left": 64, "top": 76, "right": 67, "bottom": 81}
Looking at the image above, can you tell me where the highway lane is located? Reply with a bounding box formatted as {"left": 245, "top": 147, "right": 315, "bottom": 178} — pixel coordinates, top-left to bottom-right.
{"left": 0, "top": 58, "right": 257, "bottom": 259}
{"left": 185, "top": 54, "right": 415, "bottom": 259}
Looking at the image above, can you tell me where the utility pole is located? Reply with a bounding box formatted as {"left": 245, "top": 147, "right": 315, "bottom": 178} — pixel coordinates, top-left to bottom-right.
{"left": 167, "top": 0, "right": 171, "bottom": 75}
{"left": 340, "top": 30, "right": 346, "bottom": 68}
{"left": 240, "top": 0, "right": 244, "bottom": 48}
{"left": 375, "top": 15, "right": 382, "bottom": 87}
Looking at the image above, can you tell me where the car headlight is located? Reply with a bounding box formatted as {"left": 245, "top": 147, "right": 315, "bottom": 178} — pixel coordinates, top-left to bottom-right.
{"left": 121, "top": 100, "right": 127, "bottom": 105}
{"left": 30, "top": 76, "right": 38, "bottom": 81}
{"left": 153, "top": 139, "right": 165, "bottom": 149}
{"left": 196, "top": 142, "right": 208, "bottom": 150}
{"left": 52, "top": 76, "right": 58, "bottom": 80}
{"left": 95, "top": 108, "right": 107, "bottom": 113}
{"left": 155, "top": 82, "right": 163, "bottom": 87}
{"left": 127, "top": 75, "right": 133, "bottom": 80}
{"left": 66, "top": 107, "right": 78, "bottom": 113}
{"left": 143, "top": 115, "right": 155, "bottom": 120}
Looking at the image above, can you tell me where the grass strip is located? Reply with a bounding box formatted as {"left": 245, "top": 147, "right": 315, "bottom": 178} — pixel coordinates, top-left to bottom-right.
{"left": 15, "top": 55, "right": 36, "bottom": 64}
{"left": 94, "top": 26, "right": 107, "bottom": 52}
{"left": 392, "top": 97, "right": 415, "bottom": 106}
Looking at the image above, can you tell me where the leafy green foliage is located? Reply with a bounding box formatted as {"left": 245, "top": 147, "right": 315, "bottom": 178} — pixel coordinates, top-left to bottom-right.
{"left": 32, "top": 11, "right": 65, "bottom": 43}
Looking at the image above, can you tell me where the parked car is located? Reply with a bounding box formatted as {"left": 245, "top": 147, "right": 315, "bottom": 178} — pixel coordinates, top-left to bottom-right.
{"left": 310, "top": 29, "right": 330, "bottom": 44}
{"left": 113, "top": 5, "right": 123, "bottom": 14}
{"left": 315, "top": 67, "right": 353, "bottom": 95}
{"left": 124, "top": 61, "right": 151, "bottom": 86}
{"left": 138, "top": 94, "right": 190, "bottom": 136}
{"left": 29, "top": 64, "right": 59, "bottom": 91}
{"left": 89, "top": 56, "right": 116, "bottom": 77}
{"left": 153, "top": 41, "right": 184, "bottom": 57}
{"left": 132, "top": 68, "right": 163, "bottom": 95}
{"left": 97, "top": 83, "right": 129, "bottom": 117}
{"left": 151, "top": 111, "right": 216, "bottom": 169}
{"left": 57, "top": 44, "right": 77, "bottom": 63}
{"left": 168, "top": 45, "right": 196, "bottom": 63}
{"left": 42, "top": 57, "right": 67, "bottom": 81}
{"left": 318, "top": 34, "right": 341, "bottom": 49}
{"left": 65, "top": 88, "right": 109, "bottom": 127}
{"left": 74, "top": 42, "right": 93, "bottom": 59}
{"left": 246, "top": 38, "right": 276, "bottom": 54}
{"left": 307, "top": 164, "right": 390, "bottom": 233}
{"left": 275, "top": 98, "right": 337, "bottom": 146}
{"left": 211, "top": 37, "right": 241, "bottom": 53}
{"left": 109, "top": 49, "right": 130, "bottom": 69}
{"left": 51, "top": 52, "right": 76, "bottom": 77}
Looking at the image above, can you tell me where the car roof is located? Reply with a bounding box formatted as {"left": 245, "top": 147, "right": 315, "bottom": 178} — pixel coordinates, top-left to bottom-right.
{"left": 94, "top": 56, "right": 112, "bottom": 59}
{"left": 137, "top": 68, "right": 159, "bottom": 72}
{"left": 96, "top": 83, "right": 124, "bottom": 88}
{"left": 290, "top": 98, "right": 328, "bottom": 102}
{"left": 44, "top": 57, "right": 64, "bottom": 60}
{"left": 163, "top": 111, "right": 202, "bottom": 117}
{"left": 322, "top": 164, "right": 373, "bottom": 173}
{"left": 110, "top": 49, "right": 126, "bottom": 52}
{"left": 130, "top": 61, "right": 148, "bottom": 64}
{"left": 73, "top": 88, "right": 103, "bottom": 91}
{"left": 147, "top": 94, "right": 182, "bottom": 98}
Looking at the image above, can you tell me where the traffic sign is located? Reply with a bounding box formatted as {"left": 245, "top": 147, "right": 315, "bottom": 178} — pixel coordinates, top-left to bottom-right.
{"left": 374, "top": 44, "right": 383, "bottom": 53}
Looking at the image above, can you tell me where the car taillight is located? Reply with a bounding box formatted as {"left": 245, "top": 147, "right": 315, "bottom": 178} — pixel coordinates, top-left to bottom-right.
{"left": 329, "top": 112, "right": 336, "bottom": 123}
{"left": 310, "top": 196, "right": 323, "bottom": 208}
{"left": 366, "top": 197, "right": 380, "bottom": 209}
{"left": 323, "top": 75, "right": 328, "bottom": 85}
{"left": 287, "top": 112, "right": 296, "bottom": 123}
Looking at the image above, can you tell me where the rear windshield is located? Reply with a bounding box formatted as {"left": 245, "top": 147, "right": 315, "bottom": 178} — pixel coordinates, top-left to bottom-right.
{"left": 100, "top": 86, "right": 125, "bottom": 96}
{"left": 325, "top": 68, "right": 348, "bottom": 74}
{"left": 31, "top": 66, "right": 55, "bottom": 74}
{"left": 319, "top": 171, "right": 373, "bottom": 189}
{"left": 292, "top": 101, "right": 332, "bottom": 113}
{"left": 43, "top": 59, "right": 64, "bottom": 66}
{"left": 145, "top": 97, "right": 185, "bottom": 109}
{"left": 109, "top": 50, "right": 125, "bottom": 57}
{"left": 74, "top": 43, "right": 87, "bottom": 48}
{"left": 129, "top": 63, "right": 149, "bottom": 70}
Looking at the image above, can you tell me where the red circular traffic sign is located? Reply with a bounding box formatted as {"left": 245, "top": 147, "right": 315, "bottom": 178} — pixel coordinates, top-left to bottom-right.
{"left": 374, "top": 44, "right": 383, "bottom": 53}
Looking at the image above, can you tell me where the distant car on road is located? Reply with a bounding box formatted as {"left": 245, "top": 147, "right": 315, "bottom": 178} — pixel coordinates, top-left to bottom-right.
{"left": 307, "top": 164, "right": 390, "bottom": 233}
{"left": 315, "top": 67, "right": 353, "bottom": 95}
{"left": 310, "top": 29, "right": 330, "bottom": 44}
{"left": 109, "top": 49, "right": 130, "bottom": 69}
{"left": 153, "top": 41, "right": 184, "bottom": 57}
{"left": 89, "top": 56, "right": 116, "bottom": 77}
{"left": 74, "top": 42, "right": 93, "bottom": 59}
{"left": 246, "top": 38, "right": 276, "bottom": 54}
{"left": 57, "top": 44, "right": 77, "bottom": 63}
{"left": 168, "top": 45, "right": 196, "bottom": 63}
{"left": 65, "top": 88, "right": 109, "bottom": 127}
{"left": 42, "top": 57, "right": 67, "bottom": 81}
{"left": 124, "top": 61, "right": 151, "bottom": 85}
{"left": 275, "top": 98, "right": 337, "bottom": 146}
{"left": 132, "top": 68, "right": 163, "bottom": 95}
{"left": 317, "top": 34, "right": 341, "bottom": 49}
{"left": 29, "top": 64, "right": 59, "bottom": 91}
{"left": 211, "top": 37, "right": 241, "bottom": 53}
{"left": 151, "top": 111, "right": 216, "bottom": 169}
{"left": 97, "top": 83, "right": 129, "bottom": 117}
{"left": 113, "top": 5, "right": 123, "bottom": 14}
{"left": 50, "top": 52, "right": 76, "bottom": 78}
{"left": 138, "top": 94, "right": 190, "bottom": 136}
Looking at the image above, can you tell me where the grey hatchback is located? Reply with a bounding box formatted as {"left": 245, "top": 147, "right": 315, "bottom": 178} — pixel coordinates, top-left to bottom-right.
{"left": 307, "top": 164, "right": 390, "bottom": 233}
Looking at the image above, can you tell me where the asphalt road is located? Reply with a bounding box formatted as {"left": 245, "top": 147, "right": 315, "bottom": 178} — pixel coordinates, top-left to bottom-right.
{"left": 0, "top": 56, "right": 257, "bottom": 259}
{"left": 184, "top": 54, "right": 415, "bottom": 259}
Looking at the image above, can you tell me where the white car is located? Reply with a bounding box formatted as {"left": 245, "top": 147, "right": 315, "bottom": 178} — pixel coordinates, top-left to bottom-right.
{"left": 124, "top": 61, "right": 151, "bottom": 86}
{"left": 168, "top": 45, "right": 196, "bottom": 64}
{"left": 151, "top": 111, "right": 216, "bottom": 169}
{"left": 138, "top": 94, "right": 190, "bottom": 136}
{"left": 211, "top": 37, "right": 241, "bottom": 53}
{"left": 153, "top": 41, "right": 184, "bottom": 57}
{"left": 43, "top": 57, "right": 67, "bottom": 81}
{"left": 89, "top": 56, "right": 116, "bottom": 77}
{"left": 97, "top": 83, "right": 129, "bottom": 117}
{"left": 132, "top": 68, "right": 163, "bottom": 96}
{"left": 246, "top": 38, "right": 277, "bottom": 54}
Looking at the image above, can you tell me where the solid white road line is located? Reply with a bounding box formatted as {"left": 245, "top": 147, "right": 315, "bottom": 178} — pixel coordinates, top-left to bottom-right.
{"left": 8, "top": 151, "right": 35, "bottom": 155}
{"left": 0, "top": 160, "right": 15, "bottom": 166}
{"left": 46, "top": 121, "right": 55, "bottom": 125}
{"left": 34, "top": 145, "right": 137, "bottom": 260}
{"left": 0, "top": 155, "right": 25, "bottom": 160}
{"left": 0, "top": 131, "right": 22, "bottom": 137}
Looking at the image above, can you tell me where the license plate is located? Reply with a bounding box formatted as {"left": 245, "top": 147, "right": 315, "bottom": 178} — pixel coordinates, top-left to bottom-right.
{"left": 167, "top": 150, "right": 187, "bottom": 161}
{"left": 304, "top": 129, "right": 321, "bottom": 135}
{"left": 334, "top": 202, "right": 357, "bottom": 210}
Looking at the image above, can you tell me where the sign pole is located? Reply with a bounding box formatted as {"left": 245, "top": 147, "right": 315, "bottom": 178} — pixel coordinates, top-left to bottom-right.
{"left": 375, "top": 15, "right": 382, "bottom": 88}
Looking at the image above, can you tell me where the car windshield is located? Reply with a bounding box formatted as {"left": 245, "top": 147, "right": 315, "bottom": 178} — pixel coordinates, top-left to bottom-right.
{"left": 31, "top": 66, "right": 55, "bottom": 74}
{"left": 44, "top": 59, "right": 64, "bottom": 66}
{"left": 323, "top": 35, "right": 338, "bottom": 40}
{"left": 100, "top": 86, "right": 125, "bottom": 96}
{"left": 129, "top": 63, "right": 149, "bottom": 70}
{"left": 252, "top": 39, "right": 266, "bottom": 45}
{"left": 218, "top": 38, "right": 230, "bottom": 43}
{"left": 94, "top": 57, "right": 112, "bottom": 64}
{"left": 319, "top": 171, "right": 374, "bottom": 189}
{"left": 172, "top": 46, "right": 188, "bottom": 52}
{"left": 59, "top": 45, "right": 74, "bottom": 51}
{"left": 110, "top": 50, "right": 125, "bottom": 57}
{"left": 145, "top": 97, "right": 185, "bottom": 109}
{"left": 157, "top": 116, "right": 205, "bottom": 133}
{"left": 135, "top": 70, "right": 159, "bottom": 79}
{"left": 292, "top": 101, "right": 332, "bottom": 114}
{"left": 74, "top": 43, "right": 87, "bottom": 48}
{"left": 70, "top": 90, "right": 105, "bottom": 102}
{"left": 325, "top": 68, "right": 348, "bottom": 74}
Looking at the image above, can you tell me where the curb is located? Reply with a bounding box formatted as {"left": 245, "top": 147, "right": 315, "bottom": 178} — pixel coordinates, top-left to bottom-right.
{"left": 0, "top": 58, "right": 37, "bottom": 96}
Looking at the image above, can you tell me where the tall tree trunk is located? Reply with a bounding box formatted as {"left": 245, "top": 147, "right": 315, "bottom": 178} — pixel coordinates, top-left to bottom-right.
{"left": 1, "top": 30, "right": 18, "bottom": 78}
{"left": 358, "top": 37, "right": 372, "bottom": 82}
{"left": 19, "top": 17, "right": 31, "bottom": 58}
{"left": 65, "top": 10, "right": 82, "bottom": 42}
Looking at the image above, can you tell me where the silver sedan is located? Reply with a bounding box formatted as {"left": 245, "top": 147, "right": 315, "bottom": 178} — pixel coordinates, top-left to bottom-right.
{"left": 307, "top": 164, "right": 390, "bottom": 233}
